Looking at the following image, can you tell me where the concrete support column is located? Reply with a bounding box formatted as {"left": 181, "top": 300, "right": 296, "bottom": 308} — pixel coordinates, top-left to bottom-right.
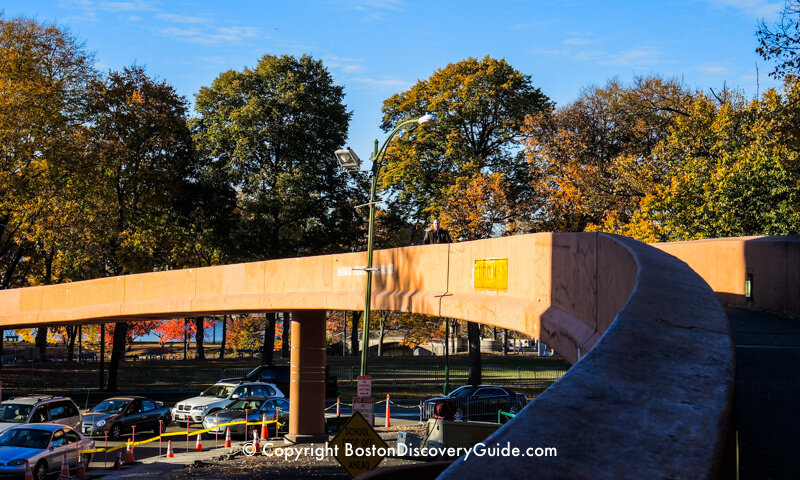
{"left": 285, "top": 309, "right": 328, "bottom": 444}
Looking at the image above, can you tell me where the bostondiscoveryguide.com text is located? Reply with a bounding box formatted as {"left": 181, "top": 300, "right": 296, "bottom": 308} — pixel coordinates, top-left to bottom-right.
{"left": 252, "top": 441, "right": 558, "bottom": 461}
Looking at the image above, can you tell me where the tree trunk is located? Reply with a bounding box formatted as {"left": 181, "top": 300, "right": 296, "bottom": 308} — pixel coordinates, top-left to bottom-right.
{"left": 66, "top": 326, "right": 78, "bottom": 362}
{"left": 378, "top": 313, "right": 386, "bottom": 357}
{"left": 35, "top": 328, "right": 48, "bottom": 361}
{"left": 281, "top": 313, "right": 291, "bottom": 358}
{"left": 467, "top": 321, "right": 481, "bottom": 386}
{"left": 219, "top": 315, "right": 227, "bottom": 359}
{"left": 262, "top": 312, "right": 276, "bottom": 365}
{"left": 350, "top": 311, "right": 361, "bottom": 358}
{"left": 503, "top": 329, "right": 508, "bottom": 355}
{"left": 107, "top": 322, "right": 128, "bottom": 391}
{"left": 342, "top": 311, "right": 347, "bottom": 356}
{"left": 195, "top": 317, "right": 205, "bottom": 360}
{"left": 99, "top": 324, "right": 105, "bottom": 390}
{"left": 183, "top": 318, "right": 189, "bottom": 360}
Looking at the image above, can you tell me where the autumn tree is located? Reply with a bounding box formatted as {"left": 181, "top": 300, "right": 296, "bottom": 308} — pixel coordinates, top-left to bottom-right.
{"left": 441, "top": 173, "right": 511, "bottom": 241}
{"left": 382, "top": 56, "right": 550, "bottom": 385}
{"left": 193, "top": 54, "right": 364, "bottom": 261}
{"left": 227, "top": 315, "right": 265, "bottom": 352}
{"left": 523, "top": 76, "right": 696, "bottom": 232}
{"left": 598, "top": 80, "right": 800, "bottom": 241}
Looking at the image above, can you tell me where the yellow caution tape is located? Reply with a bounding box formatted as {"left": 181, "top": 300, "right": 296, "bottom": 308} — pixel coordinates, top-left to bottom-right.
{"left": 78, "top": 419, "right": 281, "bottom": 454}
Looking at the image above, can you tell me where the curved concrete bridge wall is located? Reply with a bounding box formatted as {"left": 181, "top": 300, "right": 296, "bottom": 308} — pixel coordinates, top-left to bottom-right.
{"left": 0, "top": 233, "right": 736, "bottom": 478}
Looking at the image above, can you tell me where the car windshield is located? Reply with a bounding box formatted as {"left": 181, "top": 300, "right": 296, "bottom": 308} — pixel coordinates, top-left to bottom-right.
{"left": 0, "top": 404, "right": 33, "bottom": 423}
{"left": 202, "top": 385, "right": 235, "bottom": 398}
{"left": 91, "top": 400, "right": 129, "bottom": 414}
{"left": 226, "top": 399, "right": 263, "bottom": 411}
{"left": 449, "top": 386, "right": 480, "bottom": 398}
{"left": 0, "top": 428, "right": 51, "bottom": 449}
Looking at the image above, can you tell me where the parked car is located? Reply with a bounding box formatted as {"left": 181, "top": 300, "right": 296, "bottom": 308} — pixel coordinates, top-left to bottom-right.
{"left": 421, "top": 385, "right": 527, "bottom": 422}
{"left": 172, "top": 381, "right": 284, "bottom": 426}
{"left": 201, "top": 396, "right": 290, "bottom": 439}
{"left": 81, "top": 396, "right": 171, "bottom": 440}
{"left": 219, "top": 364, "right": 339, "bottom": 399}
{"left": 0, "top": 396, "right": 82, "bottom": 433}
{"left": 0, "top": 423, "right": 95, "bottom": 480}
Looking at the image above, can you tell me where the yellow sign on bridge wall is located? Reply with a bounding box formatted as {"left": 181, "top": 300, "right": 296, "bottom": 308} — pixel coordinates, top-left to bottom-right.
{"left": 474, "top": 258, "right": 508, "bottom": 290}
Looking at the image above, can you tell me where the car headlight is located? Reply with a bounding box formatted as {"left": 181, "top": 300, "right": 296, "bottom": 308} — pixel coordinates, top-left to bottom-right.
{"left": 95, "top": 419, "right": 106, "bottom": 427}
{"left": 192, "top": 406, "right": 208, "bottom": 411}
{"left": 7, "top": 459, "right": 27, "bottom": 466}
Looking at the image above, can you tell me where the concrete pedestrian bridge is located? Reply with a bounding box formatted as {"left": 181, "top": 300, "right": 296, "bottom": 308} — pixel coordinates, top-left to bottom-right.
{"left": 1, "top": 233, "right": 798, "bottom": 479}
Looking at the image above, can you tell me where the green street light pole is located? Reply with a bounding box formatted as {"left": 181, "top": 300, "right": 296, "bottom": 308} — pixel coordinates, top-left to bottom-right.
{"left": 337, "top": 114, "right": 439, "bottom": 377}
{"left": 361, "top": 114, "right": 439, "bottom": 377}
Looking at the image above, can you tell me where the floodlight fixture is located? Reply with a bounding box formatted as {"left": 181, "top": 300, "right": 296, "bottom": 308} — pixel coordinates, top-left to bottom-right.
{"left": 334, "top": 147, "right": 362, "bottom": 172}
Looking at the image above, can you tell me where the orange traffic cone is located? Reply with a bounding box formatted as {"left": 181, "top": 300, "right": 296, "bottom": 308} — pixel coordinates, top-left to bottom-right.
{"left": 57, "top": 453, "right": 71, "bottom": 480}
{"left": 125, "top": 442, "right": 135, "bottom": 464}
{"left": 112, "top": 451, "right": 121, "bottom": 470}
{"left": 261, "top": 413, "right": 268, "bottom": 439}
{"left": 166, "top": 440, "right": 175, "bottom": 458}
{"left": 224, "top": 427, "right": 231, "bottom": 448}
{"left": 23, "top": 460, "right": 34, "bottom": 480}
{"left": 195, "top": 433, "right": 203, "bottom": 452}
{"left": 252, "top": 429, "right": 260, "bottom": 453}
{"left": 75, "top": 455, "right": 86, "bottom": 479}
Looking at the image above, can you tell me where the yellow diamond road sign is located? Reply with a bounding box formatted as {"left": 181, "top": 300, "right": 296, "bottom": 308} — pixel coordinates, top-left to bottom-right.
{"left": 330, "top": 411, "right": 388, "bottom": 479}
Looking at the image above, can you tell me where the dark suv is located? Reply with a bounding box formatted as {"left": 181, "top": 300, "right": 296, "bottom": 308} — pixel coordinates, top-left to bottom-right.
{"left": 220, "top": 365, "right": 339, "bottom": 399}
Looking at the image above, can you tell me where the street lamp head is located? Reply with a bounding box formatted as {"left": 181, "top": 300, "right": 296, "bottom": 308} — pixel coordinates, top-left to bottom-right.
{"left": 334, "top": 147, "right": 362, "bottom": 172}
{"left": 418, "top": 113, "right": 439, "bottom": 127}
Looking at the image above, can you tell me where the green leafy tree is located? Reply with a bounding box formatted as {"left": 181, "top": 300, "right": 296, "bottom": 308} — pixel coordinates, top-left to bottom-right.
{"left": 84, "top": 65, "right": 196, "bottom": 390}
{"left": 381, "top": 56, "right": 551, "bottom": 385}
{"left": 381, "top": 56, "right": 551, "bottom": 227}
{"left": 193, "top": 54, "right": 363, "bottom": 261}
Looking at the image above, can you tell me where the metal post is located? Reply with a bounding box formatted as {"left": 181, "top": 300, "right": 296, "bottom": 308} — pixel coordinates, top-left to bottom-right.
{"left": 444, "top": 319, "right": 450, "bottom": 396}
{"left": 361, "top": 139, "right": 379, "bottom": 377}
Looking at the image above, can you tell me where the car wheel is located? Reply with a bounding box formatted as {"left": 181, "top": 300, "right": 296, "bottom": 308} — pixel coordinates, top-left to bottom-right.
{"left": 33, "top": 461, "right": 47, "bottom": 480}
{"left": 80, "top": 453, "right": 91, "bottom": 469}
{"left": 110, "top": 423, "right": 123, "bottom": 440}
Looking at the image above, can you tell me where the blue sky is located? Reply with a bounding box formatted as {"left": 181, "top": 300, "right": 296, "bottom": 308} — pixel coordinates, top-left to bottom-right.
{"left": 1, "top": 0, "right": 787, "bottom": 160}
